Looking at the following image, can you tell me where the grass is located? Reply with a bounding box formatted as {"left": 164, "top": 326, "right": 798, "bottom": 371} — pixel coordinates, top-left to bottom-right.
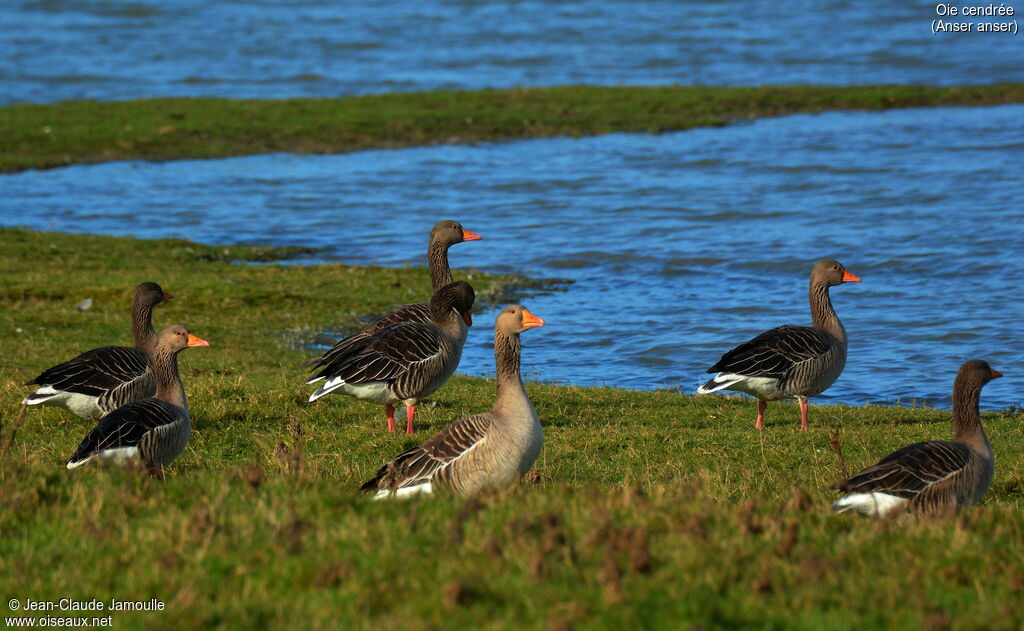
{"left": 1, "top": 229, "right": 1022, "bottom": 630}
{"left": 3, "top": 83, "right": 1024, "bottom": 172}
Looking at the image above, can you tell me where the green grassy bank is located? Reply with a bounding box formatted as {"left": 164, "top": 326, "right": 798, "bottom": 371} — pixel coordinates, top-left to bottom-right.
{"left": 3, "top": 83, "right": 1024, "bottom": 172}
{"left": 1, "top": 230, "right": 1022, "bottom": 630}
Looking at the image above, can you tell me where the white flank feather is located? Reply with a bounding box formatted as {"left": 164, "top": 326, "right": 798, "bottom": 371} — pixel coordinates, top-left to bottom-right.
{"left": 832, "top": 492, "right": 908, "bottom": 517}
{"left": 67, "top": 446, "right": 142, "bottom": 470}
{"left": 695, "top": 373, "right": 743, "bottom": 394}
{"left": 308, "top": 376, "right": 346, "bottom": 402}
{"left": 696, "top": 373, "right": 782, "bottom": 399}
{"left": 25, "top": 389, "right": 102, "bottom": 418}
{"left": 372, "top": 481, "right": 434, "bottom": 501}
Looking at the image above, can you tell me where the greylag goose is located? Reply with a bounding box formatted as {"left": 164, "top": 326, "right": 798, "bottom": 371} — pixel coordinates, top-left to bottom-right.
{"left": 362, "top": 305, "right": 544, "bottom": 498}
{"left": 316, "top": 220, "right": 481, "bottom": 349}
{"left": 23, "top": 282, "right": 173, "bottom": 419}
{"left": 306, "top": 281, "right": 475, "bottom": 434}
{"left": 696, "top": 259, "right": 860, "bottom": 430}
{"left": 831, "top": 360, "right": 1002, "bottom": 517}
{"left": 66, "top": 325, "right": 208, "bottom": 477}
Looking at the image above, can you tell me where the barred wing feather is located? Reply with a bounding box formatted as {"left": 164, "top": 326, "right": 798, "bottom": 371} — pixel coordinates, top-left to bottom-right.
{"left": 304, "top": 303, "right": 433, "bottom": 370}
{"left": 309, "top": 323, "right": 446, "bottom": 385}
{"left": 708, "top": 325, "right": 834, "bottom": 378}
{"left": 68, "top": 399, "right": 181, "bottom": 464}
{"left": 831, "top": 441, "right": 973, "bottom": 499}
{"left": 27, "top": 346, "right": 150, "bottom": 397}
{"left": 361, "top": 414, "right": 491, "bottom": 492}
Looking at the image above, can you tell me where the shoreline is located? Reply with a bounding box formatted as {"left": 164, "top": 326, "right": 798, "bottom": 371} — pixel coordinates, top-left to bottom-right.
{"left": 3, "top": 83, "right": 1024, "bottom": 173}
{"left": 1, "top": 228, "right": 1004, "bottom": 413}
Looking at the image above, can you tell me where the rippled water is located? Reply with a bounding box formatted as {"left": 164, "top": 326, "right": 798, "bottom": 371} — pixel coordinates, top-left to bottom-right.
{"left": 3, "top": 0, "right": 1022, "bottom": 104}
{"left": 4, "top": 105, "right": 1022, "bottom": 410}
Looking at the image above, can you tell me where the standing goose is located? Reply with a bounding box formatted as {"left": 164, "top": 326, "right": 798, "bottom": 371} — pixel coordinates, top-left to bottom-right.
{"left": 369, "top": 219, "right": 481, "bottom": 330}
{"left": 306, "top": 281, "right": 475, "bottom": 434}
{"left": 831, "top": 360, "right": 1002, "bottom": 517}
{"left": 362, "top": 305, "right": 544, "bottom": 498}
{"left": 696, "top": 259, "right": 861, "bottom": 431}
{"left": 23, "top": 282, "right": 174, "bottom": 419}
{"left": 66, "top": 325, "right": 209, "bottom": 477}
{"left": 311, "top": 220, "right": 481, "bottom": 358}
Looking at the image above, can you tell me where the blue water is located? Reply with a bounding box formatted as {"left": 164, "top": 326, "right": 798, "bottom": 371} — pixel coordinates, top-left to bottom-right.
{"left": 4, "top": 105, "right": 1022, "bottom": 410}
{"left": 2, "top": 0, "right": 1022, "bottom": 105}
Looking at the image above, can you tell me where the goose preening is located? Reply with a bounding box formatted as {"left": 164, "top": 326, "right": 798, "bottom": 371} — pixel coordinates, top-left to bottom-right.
{"left": 362, "top": 305, "right": 544, "bottom": 499}
{"left": 313, "top": 220, "right": 481, "bottom": 353}
{"left": 22, "top": 282, "right": 174, "bottom": 419}
{"left": 696, "top": 259, "right": 860, "bottom": 431}
{"left": 66, "top": 325, "right": 209, "bottom": 478}
{"left": 306, "top": 281, "right": 475, "bottom": 434}
{"left": 831, "top": 360, "right": 1002, "bottom": 517}
{"left": 365, "top": 220, "right": 481, "bottom": 332}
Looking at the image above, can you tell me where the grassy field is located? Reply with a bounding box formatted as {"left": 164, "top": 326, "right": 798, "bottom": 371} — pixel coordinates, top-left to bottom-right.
{"left": 3, "top": 83, "right": 1024, "bottom": 172}
{"left": 1, "top": 229, "right": 1022, "bottom": 630}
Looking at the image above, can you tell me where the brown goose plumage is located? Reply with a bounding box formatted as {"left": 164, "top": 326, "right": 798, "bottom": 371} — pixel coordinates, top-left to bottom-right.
{"left": 831, "top": 360, "right": 1002, "bottom": 517}
{"left": 306, "top": 281, "right": 475, "bottom": 434}
{"left": 362, "top": 305, "right": 544, "bottom": 498}
{"left": 67, "top": 325, "right": 209, "bottom": 477}
{"left": 696, "top": 259, "right": 861, "bottom": 430}
{"left": 23, "top": 282, "right": 173, "bottom": 419}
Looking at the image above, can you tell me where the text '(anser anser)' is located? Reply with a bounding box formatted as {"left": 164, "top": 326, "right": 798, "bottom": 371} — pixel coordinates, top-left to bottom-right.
{"left": 696, "top": 259, "right": 860, "bottom": 431}
{"left": 67, "top": 325, "right": 209, "bottom": 478}
{"left": 306, "top": 281, "right": 475, "bottom": 434}
{"left": 831, "top": 360, "right": 1002, "bottom": 517}
{"left": 362, "top": 305, "right": 544, "bottom": 498}
{"left": 23, "top": 282, "right": 174, "bottom": 419}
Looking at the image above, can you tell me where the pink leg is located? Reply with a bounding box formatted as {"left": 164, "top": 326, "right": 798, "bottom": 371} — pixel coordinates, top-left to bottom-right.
{"left": 755, "top": 399, "right": 767, "bottom": 431}
{"left": 799, "top": 400, "right": 809, "bottom": 431}
{"left": 385, "top": 404, "right": 397, "bottom": 433}
{"left": 405, "top": 405, "right": 416, "bottom": 435}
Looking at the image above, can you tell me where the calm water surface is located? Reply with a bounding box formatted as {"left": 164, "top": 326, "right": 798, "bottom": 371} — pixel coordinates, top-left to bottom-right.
{"left": 2, "top": 0, "right": 1021, "bottom": 104}
{"left": 3, "top": 105, "right": 1022, "bottom": 411}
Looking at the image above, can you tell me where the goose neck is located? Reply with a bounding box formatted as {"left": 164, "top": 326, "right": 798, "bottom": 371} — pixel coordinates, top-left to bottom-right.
{"left": 809, "top": 281, "right": 845, "bottom": 342}
{"left": 952, "top": 381, "right": 986, "bottom": 447}
{"left": 428, "top": 240, "right": 453, "bottom": 292}
{"left": 152, "top": 349, "right": 187, "bottom": 410}
{"left": 132, "top": 302, "right": 158, "bottom": 351}
{"left": 493, "top": 330, "right": 526, "bottom": 411}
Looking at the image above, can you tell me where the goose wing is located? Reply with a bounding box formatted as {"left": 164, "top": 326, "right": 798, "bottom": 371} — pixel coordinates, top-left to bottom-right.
{"left": 303, "top": 303, "right": 433, "bottom": 370}
{"left": 308, "top": 322, "right": 447, "bottom": 385}
{"left": 27, "top": 346, "right": 150, "bottom": 397}
{"left": 361, "top": 413, "right": 491, "bottom": 492}
{"left": 67, "top": 399, "right": 181, "bottom": 465}
{"left": 363, "top": 302, "right": 431, "bottom": 334}
{"left": 708, "top": 325, "right": 834, "bottom": 378}
{"left": 831, "top": 441, "right": 973, "bottom": 499}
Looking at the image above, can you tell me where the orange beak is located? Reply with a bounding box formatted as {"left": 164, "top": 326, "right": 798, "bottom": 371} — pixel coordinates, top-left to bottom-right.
{"left": 462, "top": 229, "right": 482, "bottom": 242}
{"left": 842, "top": 271, "right": 861, "bottom": 283}
{"left": 521, "top": 309, "right": 545, "bottom": 329}
{"left": 461, "top": 310, "right": 473, "bottom": 327}
{"left": 991, "top": 369, "right": 1003, "bottom": 379}
{"left": 186, "top": 333, "right": 210, "bottom": 347}
{"left": 163, "top": 292, "right": 175, "bottom": 300}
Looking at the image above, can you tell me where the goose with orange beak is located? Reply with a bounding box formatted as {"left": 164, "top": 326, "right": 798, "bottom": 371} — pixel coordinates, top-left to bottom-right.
{"left": 305, "top": 221, "right": 481, "bottom": 433}
{"left": 362, "top": 306, "right": 545, "bottom": 498}
{"left": 307, "top": 282, "right": 475, "bottom": 434}
{"left": 696, "top": 259, "right": 861, "bottom": 431}
{"left": 832, "top": 360, "right": 1002, "bottom": 517}
{"left": 23, "top": 282, "right": 174, "bottom": 419}
{"left": 67, "top": 326, "right": 209, "bottom": 479}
